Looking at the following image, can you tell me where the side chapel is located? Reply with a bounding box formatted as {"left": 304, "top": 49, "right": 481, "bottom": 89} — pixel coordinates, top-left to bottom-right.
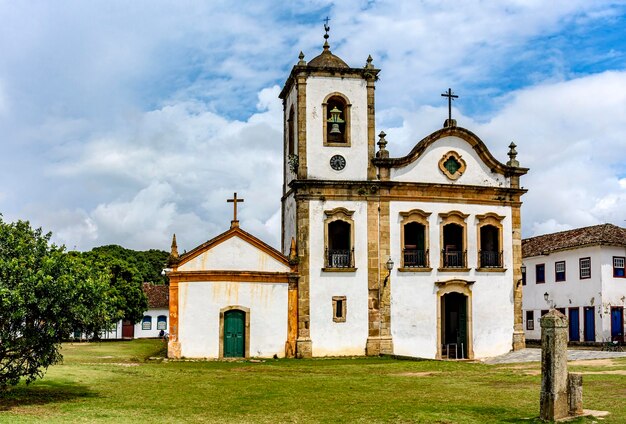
{"left": 166, "top": 28, "right": 528, "bottom": 360}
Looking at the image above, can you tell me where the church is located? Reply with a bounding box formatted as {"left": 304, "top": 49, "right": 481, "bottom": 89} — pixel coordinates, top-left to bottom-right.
{"left": 165, "top": 28, "right": 528, "bottom": 360}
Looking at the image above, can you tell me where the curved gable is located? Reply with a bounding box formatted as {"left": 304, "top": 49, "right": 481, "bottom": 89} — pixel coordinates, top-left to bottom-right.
{"left": 374, "top": 126, "right": 527, "bottom": 187}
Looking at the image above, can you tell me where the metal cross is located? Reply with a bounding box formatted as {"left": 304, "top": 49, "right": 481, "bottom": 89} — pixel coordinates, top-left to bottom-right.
{"left": 324, "top": 16, "right": 330, "bottom": 34}
{"left": 441, "top": 88, "right": 459, "bottom": 123}
{"left": 227, "top": 192, "right": 244, "bottom": 223}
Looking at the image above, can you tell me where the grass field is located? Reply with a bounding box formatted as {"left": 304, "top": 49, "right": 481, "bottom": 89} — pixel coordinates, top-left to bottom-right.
{"left": 1, "top": 340, "right": 625, "bottom": 423}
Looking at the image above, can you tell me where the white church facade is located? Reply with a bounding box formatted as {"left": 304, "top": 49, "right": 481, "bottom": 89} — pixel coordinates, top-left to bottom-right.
{"left": 166, "top": 30, "right": 529, "bottom": 360}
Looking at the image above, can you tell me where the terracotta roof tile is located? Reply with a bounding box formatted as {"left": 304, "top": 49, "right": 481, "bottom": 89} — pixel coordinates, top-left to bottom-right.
{"left": 522, "top": 223, "right": 626, "bottom": 258}
{"left": 142, "top": 282, "right": 169, "bottom": 309}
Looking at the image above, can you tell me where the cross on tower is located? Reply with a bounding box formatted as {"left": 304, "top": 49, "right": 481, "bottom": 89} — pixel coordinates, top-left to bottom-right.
{"left": 441, "top": 88, "right": 459, "bottom": 124}
{"left": 227, "top": 192, "right": 244, "bottom": 228}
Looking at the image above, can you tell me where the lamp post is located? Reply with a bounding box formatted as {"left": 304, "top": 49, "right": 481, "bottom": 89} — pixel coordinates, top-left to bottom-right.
{"left": 383, "top": 257, "right": 394, "bottom": 286}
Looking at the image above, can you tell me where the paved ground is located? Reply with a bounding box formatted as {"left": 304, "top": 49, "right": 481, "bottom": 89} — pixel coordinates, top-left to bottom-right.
{"left": 482, "top": 348, "right": 626, "bottom": 364}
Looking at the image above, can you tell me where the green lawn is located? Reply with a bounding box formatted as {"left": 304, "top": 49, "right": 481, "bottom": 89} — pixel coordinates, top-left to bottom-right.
{"left": 1, "top": 340, "right": 624, "bottom": 423}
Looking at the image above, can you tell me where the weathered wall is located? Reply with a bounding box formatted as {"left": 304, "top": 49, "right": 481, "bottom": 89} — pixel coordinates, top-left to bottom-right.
{"left": 308, "top": 199, "right": 369, "bottom": 356}
{"left": 178, "top": 236, "right": 290, "bottom": 273}
{"left": 390, "top": 136, "right": 507, "bottom": 187}
{"left": 305, "top": 77, "right": 369, "bottom": 181}
{"left": 178, "top": 281, "right": 288, "bottom": 358}
{"left": 389, "top": 201, "right": 514, "bottom": 359}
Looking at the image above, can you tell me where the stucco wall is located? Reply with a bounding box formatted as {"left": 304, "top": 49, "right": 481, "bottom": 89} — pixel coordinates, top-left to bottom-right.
{"left": 308, "top": 199, "right": 369, "bottom": 356}
{"left": 389, "top": 201, "right": 514, "bottom": 359}
{"left": 282, "top": 194, "right": 296, "bottom": 256}
{"left": 178, "top": 236, "right": 290, "bottom": 273}
{"left": 135, "top": 307, "right": 169, "bottom": 338}
{"left": 305, "top": 77, "right": 369, "bottom": 181}
{"left": 178, "top": 281, "right": 288, "bottom": 358}
{"left": 522, "top": 245, "right": 626, "bottom": 342}
{"left": 390, "top": 136, "right": 507, "bottom": 187}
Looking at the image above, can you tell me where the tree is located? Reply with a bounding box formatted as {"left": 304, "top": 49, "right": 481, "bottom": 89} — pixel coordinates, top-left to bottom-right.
{"left": 0, "top": 218, "right": 112, "bottom": 390}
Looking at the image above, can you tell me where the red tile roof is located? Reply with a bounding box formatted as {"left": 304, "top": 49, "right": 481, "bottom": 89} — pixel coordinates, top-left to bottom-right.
{"left": 522, "top": 223, "right": 626, "bottom": 258}
{"left": 142, "top": 283, "right": 169, "bottom": 309}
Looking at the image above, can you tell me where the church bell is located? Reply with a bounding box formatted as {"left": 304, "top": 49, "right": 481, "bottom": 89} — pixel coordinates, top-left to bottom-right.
{"left": 327, "top": 106, "right": 344, "bottom": 134}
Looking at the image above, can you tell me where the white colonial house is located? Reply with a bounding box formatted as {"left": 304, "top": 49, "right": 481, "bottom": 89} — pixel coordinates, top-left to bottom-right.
{"left": 522, "top": 224, "right": 626, "bottom": 343}
{"left": 167, "top": 29, "right": 529, "bottom": 360}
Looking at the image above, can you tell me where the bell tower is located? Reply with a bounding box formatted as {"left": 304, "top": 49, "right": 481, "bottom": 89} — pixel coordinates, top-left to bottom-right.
{"left": 279, "top": 24, "right": 382, "bottom": 358}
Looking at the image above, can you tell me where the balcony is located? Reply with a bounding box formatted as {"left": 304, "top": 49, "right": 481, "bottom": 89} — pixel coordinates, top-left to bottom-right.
{"left": 442, "top": 250, "right": 467, "bottom": 268}
{"left": 325, "top": 248, "right": 354, "bottom": 269}
{"left": 479, "top": 250, "right": 503, "bottom": 268}
{"left": 403, "top": 249, "right": 429, "bottom": 268}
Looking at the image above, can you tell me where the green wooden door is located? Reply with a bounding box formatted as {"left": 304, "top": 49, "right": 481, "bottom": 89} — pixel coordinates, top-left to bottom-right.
{"left": 224, "top": 310, "right": 245, "bottom": 357}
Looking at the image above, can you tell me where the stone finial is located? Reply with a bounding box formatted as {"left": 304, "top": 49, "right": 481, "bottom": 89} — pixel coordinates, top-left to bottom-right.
{"left": 507, "top": 142, "right": 520, "bottom": 167}
{"left": 170, "top": 234, "right": 179, "bottom": 259}
{"left": 289, "top": 237, "right": 297, "bottom": 264}
{"left": 376, "top": 131, "right": 389, "bottom": 158}
{"left": 365, "top": 55, "right": 374, "bottom": 69}
{"left": 297, "top": 51, "right": 306, "bottom": 66}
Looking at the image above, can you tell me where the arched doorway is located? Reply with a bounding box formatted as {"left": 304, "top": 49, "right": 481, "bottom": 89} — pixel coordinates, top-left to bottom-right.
{"left": 436, "top": 280, "right": 474, "bottom": 359}
{"left": 222, "top": 309, "right": 246, "bottom": 358}
{"left": 441, "top": 293, "right": 468, "bottom": 359}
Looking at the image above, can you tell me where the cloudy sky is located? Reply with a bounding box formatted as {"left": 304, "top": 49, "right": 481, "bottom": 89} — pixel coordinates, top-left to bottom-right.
{"left": 1, "top": 1, "right": 625, "bottom": 252}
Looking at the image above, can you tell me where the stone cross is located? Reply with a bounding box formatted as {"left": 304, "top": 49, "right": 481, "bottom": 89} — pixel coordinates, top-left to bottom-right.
{"left": 540, "top": 309, "right": 583, "bottom": 421}
{"left": 441, "top": 88, "right": 458, "bottom": 124}
{"left": 227, "top": 192, "right": 244, "bottom": 228}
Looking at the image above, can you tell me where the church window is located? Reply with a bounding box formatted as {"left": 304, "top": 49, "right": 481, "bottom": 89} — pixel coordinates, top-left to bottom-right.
{"left": 476, "top": 213, "right": 505, "bottom": 269}
{"left": 555, "top": 261, "right": 566, "bottom": 282}
{"left": 332, "top": 296, "right": 347, "bottom": 322}
{"left": 287, "top": 106, "right": 295, "bottom": 157}
{"left": 439, "top": 211, "right": 468, "bottom": 269}
{"left": 323, "top": 208, "right": 355, "bottom": 270}
{"left": 579, "top": 257, "right": 591, "bottom": 279}
{"left": 399, "top": 209, "right": 431, "bottom": 269}
{"left": 157, "top": 315, "right": 167, "bottom": 330}
{"left": 614, "top": 257, "right": 625, "bottom": 277}
{"left": 526, "top": 310, "right": 534, "bottom": 330}
{"left": 142, "top": 316, "right": 152, "bottom": 330}
{"left": 536, "top": 264, "right": 545, "bottom": 284}
{"left": 438, "top": 151, "right": 466, "bottom": 180}
{"left": 323, "top": 93, "right": 351, "bottom": 146}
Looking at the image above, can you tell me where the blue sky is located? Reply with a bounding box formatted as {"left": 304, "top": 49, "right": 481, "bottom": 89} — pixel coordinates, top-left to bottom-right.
{"left": 1, "top": 1, "right": 625, "bottom": 251}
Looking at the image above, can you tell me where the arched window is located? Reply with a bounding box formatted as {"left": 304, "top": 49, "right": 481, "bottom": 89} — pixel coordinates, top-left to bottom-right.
{"left": 323, "top": 207, "right": 355, "bottom": 270}
{"left": 157, "top": 315, "right": 167, "bottom": 330}
{"left": 399, "top": 209, "right": 432, "bottom": 269}
{"left": 142, "top": 316, "right": 152, "bottom": 331}
{"left": 323, "top": 93, "right": 351, "bottom": 146}
{"left": 439, "top": 211, "right": 469, "bottom": 269}
{"left": 476, "top": 213, "right": 505, "bottom": 269}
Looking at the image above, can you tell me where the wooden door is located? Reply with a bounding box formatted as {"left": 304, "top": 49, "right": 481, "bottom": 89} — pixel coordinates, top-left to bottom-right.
{"left": 583, "top": 307, "right": 595, "bottom": 342}
{"left": 611, "top": 307, "right": 624, "bottom": 342}
{"left": 224, "top": 310, "right": 245, "bottom": 357}
{"left": 122, "top": 320, "right": 134, "bottom": 339}
{"left": 568, "top": 308, "right": 580, "bottom": 342}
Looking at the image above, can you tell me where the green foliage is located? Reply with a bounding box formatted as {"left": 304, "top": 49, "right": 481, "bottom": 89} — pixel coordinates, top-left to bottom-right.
{"left": 86, "top": 245, "right": 169, "bottom": 285}
{"left": 0, "top": 218, "right": 111, "bottom": 390}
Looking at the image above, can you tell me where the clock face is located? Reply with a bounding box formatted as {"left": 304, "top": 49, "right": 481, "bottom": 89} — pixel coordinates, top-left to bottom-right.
{"left": 330, "top": 155, "right": 346, "bottom": 171}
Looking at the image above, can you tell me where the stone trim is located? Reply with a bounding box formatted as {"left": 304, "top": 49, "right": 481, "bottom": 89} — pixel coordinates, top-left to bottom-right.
{"left": 167, "top": 281, "right": 181, "bottom": 358}
{"left": 399, "top": 209, "right": 431, "bottom": 269}
{"left": 296, "top": 199, "right": 312, "bottom": 358}
{"left": 475, "top": 268, "right": 507, "bottom": 273}
{"left": 367, "top": 77, "right": 377, "bottom": 180}
{"left": 398, "top": 267, "right": 433, "bottom": 273}
{"left": 435, "top": 279, "right": 474, "bottom": 360}
{"left": 512, "top": 204, "right": 526, "bottom": 350}
{"left": 322, "top": 92, "right": 351, "bottom": 147}
{"left": 219, "top": 305, "right": 251, "bottom": 359}
{"left": 296, "top": 75, "right": 307, "bottom": 179}
{"left": 438, "top": 150, "right": 467, "bottom": 180}
{"left": 285, "top": 275, "right": 298, "bottom": 358}
{"left": 332, "top": 296, "right": 347, "bottom": 323}
{"left": 168, "top": 271, "right": 292, "bottom": 283}
{"left": 439, "top": 211, "right": 469, "bottom": 269}
{"left": 476, "top": 212, "right": 505, "bottom": 269}
{"left": 322, "top": 267, "right": 357, "bottom": 272}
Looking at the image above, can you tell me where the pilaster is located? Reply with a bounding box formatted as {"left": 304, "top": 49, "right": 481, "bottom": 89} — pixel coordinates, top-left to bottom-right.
{"left": 366, "top": 77, "right": 377, "bottom": 180}
{"left": 512, "top": 204, "right": 525, "bottom": 350}
{"left": 296, "top": 75, "right": 308, "bottom": 179}
{"left": 295, "top": 198, "right": 312, "bottom": 358}
{"left": 167, "top": 280, "right": 181, "bottom": 358}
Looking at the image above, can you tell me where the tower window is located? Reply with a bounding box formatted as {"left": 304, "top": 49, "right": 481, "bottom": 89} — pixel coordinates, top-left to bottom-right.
{"left": 323, "top": 93, "right": 351, "bottom": 146}
{"left": 287, "top": 107, "right": 295, "bottom": 156}
{"left": 323, "top": 207, "right": 355, "bottom": 270}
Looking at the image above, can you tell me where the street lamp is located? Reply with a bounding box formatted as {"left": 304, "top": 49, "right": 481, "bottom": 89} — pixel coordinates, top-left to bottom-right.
{"left": 383, "top": 257, "right": 394, "bottom": 286}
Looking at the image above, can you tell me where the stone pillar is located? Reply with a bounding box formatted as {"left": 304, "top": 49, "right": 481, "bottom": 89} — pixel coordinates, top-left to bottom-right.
{"left": 167, "top": 280, "right": 181, "bottom": 358}
{"left": 568, "top": 373, "right": 583, "bottom": 416}
{"left": 511, "top": 204, "right": 526, "bottom": 351}
{"left": 540, "top": 309, "right": 569, "bottom": 421}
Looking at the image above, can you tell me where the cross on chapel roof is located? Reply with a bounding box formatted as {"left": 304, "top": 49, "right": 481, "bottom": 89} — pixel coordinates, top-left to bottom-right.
{"left": 227, "top": 192, "right": 244, "bottom": 228}
{"left": 441, "top": 88, "right": 459, "bottom": 128}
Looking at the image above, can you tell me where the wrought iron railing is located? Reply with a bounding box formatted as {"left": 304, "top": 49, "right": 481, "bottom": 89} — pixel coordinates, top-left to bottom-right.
{"left": 403, "top": 249, "right": 429, "bottom": 268}
{"left": 442, "top": 250, "right": 466, "bottom": 268}
{"left": 326, "top": 248, "right": 354, "bottom": 268}
{"left": 479, "top": 250, "right": 503, "bottom": 268}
